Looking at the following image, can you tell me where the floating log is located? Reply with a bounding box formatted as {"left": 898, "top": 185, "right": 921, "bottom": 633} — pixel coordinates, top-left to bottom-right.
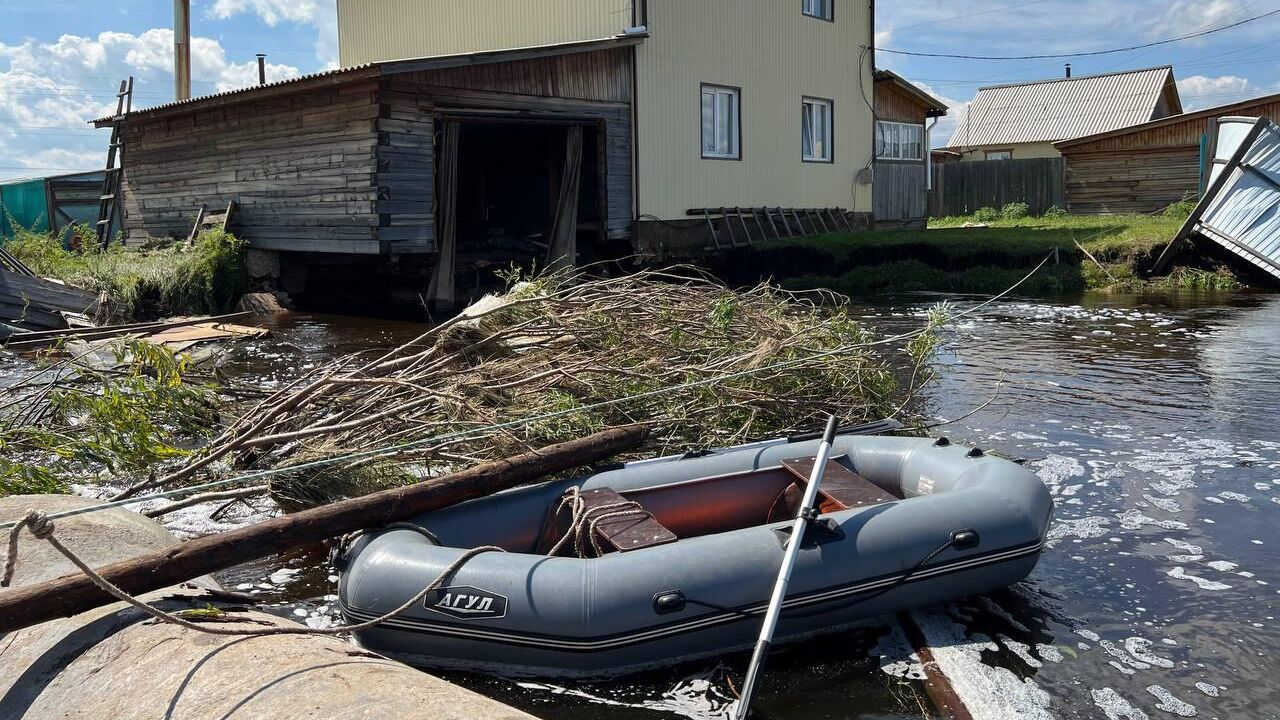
{"left": 899, "top": 612, "right": 975, "bottom": 720}
{"left": 0, "top": 425, "right": 647, "bottom": 634}
{"left": 3, "top": 311, "right": 253, "bottom": 348}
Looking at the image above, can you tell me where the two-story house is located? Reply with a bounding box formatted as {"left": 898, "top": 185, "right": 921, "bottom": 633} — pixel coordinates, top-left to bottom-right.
{"left": 338, "top": 0, "right": 876, "bottom": 252}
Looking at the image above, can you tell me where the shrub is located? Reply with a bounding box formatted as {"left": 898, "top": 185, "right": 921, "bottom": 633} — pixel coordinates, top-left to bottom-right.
{"left": 1042, "top": 205, "right": 1067, "bottom": 219}
{"left": 972, "top": 207, "right": 1000, "bottom": 222}
{"left": 1163, "top": 199, "right": 1198, "bottom": 219}
{"left": 1001, "top": 202, "right": 1030, "bottom": 220}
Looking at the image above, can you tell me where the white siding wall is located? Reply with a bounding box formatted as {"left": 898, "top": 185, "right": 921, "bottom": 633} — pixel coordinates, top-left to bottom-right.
{"left": 338, "top": 0, "right": 634, "bottom": 65}
{"left": 635, "top": 0, "right": 875, "bottom": 218}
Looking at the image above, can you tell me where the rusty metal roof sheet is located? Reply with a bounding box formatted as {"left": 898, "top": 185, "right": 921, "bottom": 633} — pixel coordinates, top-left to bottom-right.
{"left": 946, "top": 66, "right": 1177, "bottom": 150}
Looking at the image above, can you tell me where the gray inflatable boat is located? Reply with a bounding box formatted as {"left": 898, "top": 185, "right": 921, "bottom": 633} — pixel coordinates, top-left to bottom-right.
{"left": 336, "top": 433, "right": 1053, "bottom": 678}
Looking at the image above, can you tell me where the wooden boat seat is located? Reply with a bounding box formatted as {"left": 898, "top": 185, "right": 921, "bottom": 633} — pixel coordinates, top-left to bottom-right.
{"left": 767, "top": 456, "right": 898, "bottom": 522}
{"left": 537, "top": 487, "right": 678, "bottom": 557}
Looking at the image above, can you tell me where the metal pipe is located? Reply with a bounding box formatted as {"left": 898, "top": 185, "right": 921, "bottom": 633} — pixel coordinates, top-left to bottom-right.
{"left": 926, "top": 116, "right": 940, "bottom": 191}
{"left": 256, "top": 53, "right": 267, "bottom": 85}
{"left": 173, "top": 0, "right": 191, "bottom": 101}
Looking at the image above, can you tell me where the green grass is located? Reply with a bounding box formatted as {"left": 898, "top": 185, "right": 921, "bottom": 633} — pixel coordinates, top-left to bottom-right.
{"left": 6, "top": 225, "right": 247, "bottom": 319}
{"left": 753, "top": 213, "right": 1241, "bottom": 295}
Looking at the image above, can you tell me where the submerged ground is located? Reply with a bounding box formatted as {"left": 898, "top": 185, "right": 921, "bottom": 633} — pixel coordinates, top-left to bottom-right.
{"left": 119, "top": 288, "right": 1279, "bottom": 720}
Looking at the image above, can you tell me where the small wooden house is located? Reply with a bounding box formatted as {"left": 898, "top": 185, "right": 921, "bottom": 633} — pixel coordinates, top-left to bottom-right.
{"left": 1055, "top": 92, "right": 1280, "bottom": 215}
{"left": 872, "top": 70, "right": 948, "bottom": 228}
{"left": 945, "top": 66, "right": 1182, "bottom": 162}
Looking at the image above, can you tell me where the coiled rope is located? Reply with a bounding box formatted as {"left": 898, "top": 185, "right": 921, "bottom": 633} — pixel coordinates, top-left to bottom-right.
{"left": 546, "top": 487, "right": 656, "bottom": 558}
{"left": 1, "top": 509, "right": 502, "bottom": 636}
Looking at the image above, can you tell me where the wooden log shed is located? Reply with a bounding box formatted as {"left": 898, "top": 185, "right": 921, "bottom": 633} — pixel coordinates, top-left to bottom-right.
{"left": 1054, "top": 92, "right": 1280, "bottom": 215}
{"left": 92, "top": 37, "right": 640, "bottom": 304}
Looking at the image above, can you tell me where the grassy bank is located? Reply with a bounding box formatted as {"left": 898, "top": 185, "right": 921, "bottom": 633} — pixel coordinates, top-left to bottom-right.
{"left": 4, "top": 224, "right": 247, "bottom": 320}
{"left": 722, "top": 212, "right": 1245, "bottom": 297}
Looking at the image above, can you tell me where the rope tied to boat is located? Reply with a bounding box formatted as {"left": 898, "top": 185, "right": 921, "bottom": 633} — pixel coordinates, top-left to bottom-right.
{"left": 547, "top": 487, "right": 655, "bottom": 558}
{"left": 1, "top": 508, "right": 503, "bottom": 636}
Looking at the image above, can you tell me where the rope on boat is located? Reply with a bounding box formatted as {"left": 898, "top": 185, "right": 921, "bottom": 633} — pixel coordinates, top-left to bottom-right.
{"left": 1, "top": 509, "right": 502, "bottom": 636}
{"left": 546, "top": 486, "right": 656, "bottom": 558}
{"left": 0, "top": 251, "right": 1056, "bottom": 537}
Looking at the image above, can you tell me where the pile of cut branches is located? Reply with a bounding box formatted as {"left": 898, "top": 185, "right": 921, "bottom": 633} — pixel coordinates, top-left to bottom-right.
{"left": 111, "top": 267, "right": 935, "bottom": 508}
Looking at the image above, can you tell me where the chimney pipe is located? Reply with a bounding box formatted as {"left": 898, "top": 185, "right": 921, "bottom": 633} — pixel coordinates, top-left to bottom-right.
{"left": 257, "top": 54, "right": 267, "bottom": 85}
{"left": 174, "top": 0, "right": 191, "bottom": 101}
{"left": 1065, "top": 63, "right": 1072, "bottom": 78}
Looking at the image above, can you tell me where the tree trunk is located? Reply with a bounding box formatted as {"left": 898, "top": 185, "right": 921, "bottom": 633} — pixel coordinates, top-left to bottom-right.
{"left": 0, "top": 425, "right": 647, "bottom": 634}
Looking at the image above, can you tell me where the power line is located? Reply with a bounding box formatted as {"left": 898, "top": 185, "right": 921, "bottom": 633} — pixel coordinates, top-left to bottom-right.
{"left": 876, "top": 7, "right": 1280, "bottom": 60}
{"left": 887, "top": 0, "right": 1056, "bottom": 32}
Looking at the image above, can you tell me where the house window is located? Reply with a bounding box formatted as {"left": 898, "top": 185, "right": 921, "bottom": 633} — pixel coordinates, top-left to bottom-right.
{"left": 802, "top": 97, "right": 833, "bottom": 162}
{"left": 986, "top": 150, "right": 1012, "bottom": 161}
{"left": 875, "top": 121, "right": 924, "bottom": 161}
{"left": 701, "top": 84, "right": 741, "bottom": 160}
{"left": 802, "top": 0, "right": 833, "bottom": 21}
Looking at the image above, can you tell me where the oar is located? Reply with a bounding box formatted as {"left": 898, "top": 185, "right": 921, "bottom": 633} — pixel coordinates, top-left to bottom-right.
{"left": 735, "top": 414, "right": 840, "bottom": 720}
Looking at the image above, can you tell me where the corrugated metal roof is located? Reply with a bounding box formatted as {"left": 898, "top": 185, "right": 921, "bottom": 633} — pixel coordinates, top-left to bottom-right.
{"left": 946, "top": 66, "right": 1175, "bottom": 150}
{"left": 91, "top": 34, "right": 645, "bottom": 126}
{"left": 1187, "top": 118, "right": 1280, "bottom": 281}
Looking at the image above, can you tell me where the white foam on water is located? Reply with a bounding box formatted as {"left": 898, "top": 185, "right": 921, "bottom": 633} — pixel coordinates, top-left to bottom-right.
{"left": 268, "top": 568, "right": 300, "bottom": 585}
{"left": 1125, "top": 638, "right": 1175, "bottom": 669}
{"left": 1204, "top": 497, "right": 1225, "bottom": 504}
{"left": 1165, "top": 538, "right": 1203, "bottom": 554}
{"left": 873, "top": 623, "right": 926, "bottom": 680}
{"left": 1193, "top": 682, "right": 1220, "bottom": 697}
{"left": 1036, "top": 644, "right": 1065, "bottom": 663}
{"left": 517, "top": 668, "right": 738, "bottom": 720}
{"left": 911, "top": 609, "right": 1054, "bottom": 720}
{"left": 1047, "top": 516, "right": 1111, "bottom": 548}
{"left": 1035, "top": 454, "right": 1086, "bottom": 488}
{"left": 1217, "top": 492, "right": 1250, "bottom": 503}
{"left": 1146, "top": 685, "right": 1197, "bottom": 716}
{"left": 1117, "top": 510, "right": 1188, "bottom": 531}
{"left": 997, "top": 634, "right": 1043, "bottom": 668}
{"left": 1108, "top": 660, "right": 1137, "bottom": 676}
{"left": 1205, "top": 560, "right": 1239, "bottom": 572}
{"left": 1098, "top": 638, "right": 1150, "bottom": 670}
{"left": 1143, "top": 494, "right": 1182, "bottom": 513}
{"left": 1091, "top": 687, "right": 1151, "bottom": 719}
{"left": 1167, "top": 567, "right": 1232, "bottom": 591}
{"left": 1168, "top": 554, "right": 1204, "bottom": 563}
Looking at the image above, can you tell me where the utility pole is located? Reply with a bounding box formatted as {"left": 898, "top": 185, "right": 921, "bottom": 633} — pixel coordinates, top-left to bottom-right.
{"left": 257, "top": 54, "right": 267, "bottom": 85}
{"left": 174, "top": 0, "right": 191, "bottom": 101}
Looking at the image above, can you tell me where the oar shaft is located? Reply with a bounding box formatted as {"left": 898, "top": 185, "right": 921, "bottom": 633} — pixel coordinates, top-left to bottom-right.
{"left": 736, "top": 415, "right": 839, "bottom": 719}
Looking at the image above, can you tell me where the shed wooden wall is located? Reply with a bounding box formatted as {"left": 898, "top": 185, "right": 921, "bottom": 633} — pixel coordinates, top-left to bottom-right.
{"left": 382, "top": 47, "right": 635, "bottom": 241}
{"left": 873, "top": 79, "right": 932, "bottom": 227}
{"left": 120, "top": 75, "right": 385, "bottom": 253}
{"left": 1061, "top": 98, "right": 1280, "bottom": 214}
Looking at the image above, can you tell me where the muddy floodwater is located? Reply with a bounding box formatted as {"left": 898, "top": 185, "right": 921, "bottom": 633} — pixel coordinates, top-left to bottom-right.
{"left": 14, "top": 290, "right": 1280, "bottom": 719}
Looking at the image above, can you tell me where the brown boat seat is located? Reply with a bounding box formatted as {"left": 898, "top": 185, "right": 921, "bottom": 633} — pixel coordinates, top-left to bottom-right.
{"left": 767, "top": 456, "right": 898, "bottom": 522}
{"left": 537, "top": 487, "right": 678, "bottom": 557}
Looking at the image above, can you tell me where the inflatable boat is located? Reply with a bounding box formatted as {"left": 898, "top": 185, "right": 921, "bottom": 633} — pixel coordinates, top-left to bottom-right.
{"left": 336, "top": 432, "right": 1054, "bottom": 678}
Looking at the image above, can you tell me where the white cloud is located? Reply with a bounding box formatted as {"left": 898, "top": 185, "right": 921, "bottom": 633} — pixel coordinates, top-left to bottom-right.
{"left": 1177, "top": 74, "right": 1252, "bottom": 109}
{"left": 208, "top": 0, "right": 339, "bottom": 68}
{"left": 911, "top": 81, "right": 969, "bottom": 149}
{"left": 0, "top": 30, "right": 301, "bottom": 180}
{"left": 1150, "top": 0, "right": 1250, "bottom": 39}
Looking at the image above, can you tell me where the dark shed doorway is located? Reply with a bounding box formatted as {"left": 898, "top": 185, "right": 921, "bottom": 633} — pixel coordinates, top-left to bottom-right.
{"left": 432, "top": 117, "right": 604, "bottom": 307}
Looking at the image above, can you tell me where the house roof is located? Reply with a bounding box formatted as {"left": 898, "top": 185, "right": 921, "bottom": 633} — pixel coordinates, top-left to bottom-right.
{"left": 946, "top": 66, "right": 1180, "bottom": 150}
{"left": 1054, "top": 90, "right": 1280, "bottom": 149}
{"left": 92, "top": 34, "right": 646, "bottom": 127}
{"left": 873, "top": 70, "right": 948, "bottom": 117}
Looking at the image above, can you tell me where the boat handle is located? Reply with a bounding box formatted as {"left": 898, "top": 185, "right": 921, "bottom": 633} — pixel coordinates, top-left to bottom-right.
{"left": 652, "top": 590, "right": 687, "bottom": 614}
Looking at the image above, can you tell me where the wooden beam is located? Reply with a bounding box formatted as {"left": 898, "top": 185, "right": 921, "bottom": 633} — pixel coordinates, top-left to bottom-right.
{"left": 0, "top": 425, "right": 648, "bottom": 634}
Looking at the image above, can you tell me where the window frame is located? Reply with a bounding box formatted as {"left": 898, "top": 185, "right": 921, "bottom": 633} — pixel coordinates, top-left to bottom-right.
{"left": 801, "top": 96, "right": 835, "bottom": 164}
{"left": 802, "top": 0, "right": 834, "bottom": 22}
{"left": 700, "top": 83, "right": 743, "bottom": 161}
{"left": 985, "top": 149, "right": 1013, "bottom": 161}
{"left": 875, "top": 120, "right": 926, "bottom": 162}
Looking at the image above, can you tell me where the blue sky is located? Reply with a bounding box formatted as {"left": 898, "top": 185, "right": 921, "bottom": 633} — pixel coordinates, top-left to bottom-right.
{"left": 1, "top": 0, "right": 1277, "bottom": 181}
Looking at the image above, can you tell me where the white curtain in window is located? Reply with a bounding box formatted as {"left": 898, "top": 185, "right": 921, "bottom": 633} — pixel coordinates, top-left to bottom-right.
{"left": 702, "top": 86, "right": 739, "bottom": 158}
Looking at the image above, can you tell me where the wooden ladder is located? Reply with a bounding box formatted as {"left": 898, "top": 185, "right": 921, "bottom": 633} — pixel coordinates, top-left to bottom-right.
{"left": 96, "top": 77, "right": 133, "bottom": 249}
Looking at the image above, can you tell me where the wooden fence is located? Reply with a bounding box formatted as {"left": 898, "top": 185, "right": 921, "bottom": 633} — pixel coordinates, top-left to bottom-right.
{"left": 928, "top": 157, "right": 1065, "bottom": 218}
